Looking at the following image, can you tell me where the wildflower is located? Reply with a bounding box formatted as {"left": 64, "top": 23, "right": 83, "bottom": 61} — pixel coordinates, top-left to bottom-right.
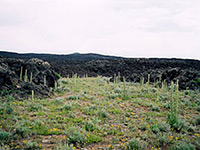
{"left": 15, "top": 145, "right": 20, "bottom": 149}
{"left": 23, "top": 140, "right": 27, "bottom": 144}
{"left": 169, "top": 136, "right": 173, "bottom": 141}
{"left": 5, "top": 145, "right": 9, "bottom": 148}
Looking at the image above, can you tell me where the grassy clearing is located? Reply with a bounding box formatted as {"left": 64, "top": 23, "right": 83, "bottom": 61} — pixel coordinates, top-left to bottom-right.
{"left": 0, "top": 76, "right": 200, "bottom": 149}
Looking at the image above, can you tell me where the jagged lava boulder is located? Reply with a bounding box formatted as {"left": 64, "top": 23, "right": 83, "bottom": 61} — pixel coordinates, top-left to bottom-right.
{"left": 0, "top": 57, "right": 58, "bottom": 99}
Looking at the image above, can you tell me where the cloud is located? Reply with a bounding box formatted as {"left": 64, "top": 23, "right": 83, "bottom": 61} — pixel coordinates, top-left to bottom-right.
{"left": 0, "top": 0, "right": 200, "bottom": 59}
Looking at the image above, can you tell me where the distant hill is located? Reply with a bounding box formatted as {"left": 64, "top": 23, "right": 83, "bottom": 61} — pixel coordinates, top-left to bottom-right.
{"left": 0, "top": 51, "right": 121, "bottom": 61}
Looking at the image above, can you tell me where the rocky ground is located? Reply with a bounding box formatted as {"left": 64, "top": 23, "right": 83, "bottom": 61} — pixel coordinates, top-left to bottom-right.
{"left": 51, "top": 58, "right": 200, "bottom": 90}
{"left": 0, "top": 56, "right": 58, "bottom": 99}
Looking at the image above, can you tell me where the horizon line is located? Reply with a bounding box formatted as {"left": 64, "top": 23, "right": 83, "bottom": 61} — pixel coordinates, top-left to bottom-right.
{"left": 0, "top": 49, "right": 199, "bottom": 61}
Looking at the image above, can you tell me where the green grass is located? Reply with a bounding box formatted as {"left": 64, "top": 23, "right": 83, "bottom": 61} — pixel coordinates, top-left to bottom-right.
{"left": 0, "top": 77, "right": 200, "bottom": 149}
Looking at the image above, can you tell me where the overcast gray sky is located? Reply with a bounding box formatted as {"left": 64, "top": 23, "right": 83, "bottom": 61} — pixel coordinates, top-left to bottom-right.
{"left": 0, "top": 0, "right": 200, "bottom": 59}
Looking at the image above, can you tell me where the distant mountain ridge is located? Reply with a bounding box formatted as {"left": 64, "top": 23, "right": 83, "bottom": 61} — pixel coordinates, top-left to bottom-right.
{"left": 0, "top": 51, "right": 122, "bottom": 61}
{"left": 0, "top": 50, "right": 199, "bottom": 62}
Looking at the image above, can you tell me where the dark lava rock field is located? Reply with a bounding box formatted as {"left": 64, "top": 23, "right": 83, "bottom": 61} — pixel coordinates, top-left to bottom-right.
{"left": 0, "top": 51, "right": 200, "bottom": 91}
{"left": 0, "top": 56, "right": 58, "bottom": 99}
{"left": 51, "top": 57, "right": 200, "bottom": 90}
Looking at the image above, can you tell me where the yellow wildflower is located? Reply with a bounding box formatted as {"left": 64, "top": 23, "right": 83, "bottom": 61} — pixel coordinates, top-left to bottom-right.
{"left": 23, "top": 140, "right": 27, "bottom": 143}
{"left": 15, "top": 145, "right": 20, "bottom": 149}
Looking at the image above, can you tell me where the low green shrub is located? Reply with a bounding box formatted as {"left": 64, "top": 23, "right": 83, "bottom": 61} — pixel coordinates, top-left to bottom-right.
{"left": 54, "top": 143, "right": 74, "bottom": 150}
{"left": 82, "top": 107, "right": 96, "bottom": 116}
{"left": 89, "top": 105, "right": 97, "bottom": 110}
{"left": 109, "top": 109, "right": 121, "bottom": 114}
{"left": 35, "top": 125, "right": 50, "bottom": 135}
{"left": 84, "top": 121, "right": 95, "bottom": 131}
{"left": 196, "top": 116, "right": 200, "bottom": 125}
{"left": 109, "top": 94, "right": 117, "bottom": 99}
{"left": 157, "top": 123, "right": 170, "bottom": 132}
{"left": 197, "top": 78, "right": 200, "bottom": 84}
{"left": 27, "top": 103, "right": 42, "bottom": 111}
{"left": 6, "top": 95, "right": 14, "bottom": 102}
{"left": 151, "top": 105, "right": 160, "bottom": 112}
{"left": 65, "top": 127, "right": 86, "bottom": 146}
{"left": 125, "top": 112, "right": 131, "bottom": 117}
{"left": 169, "top": 140, "right": 195, "bottom": 150}
{"left": 187, "top": 125, "right": 196, "bottom": 133}
{"left": 171, "top": 119, "right": 185, "bottom": 131}
{"left": 68, "top": 96, "right": 80, "bottom": 100}
{"left": 0, "top": 104, "right": 14, "bottom": 115}
{"left": 115, "top": 88, "right": 121, "bottom": 93}
{"left": 125, "top": 139, "right": 143, "bottom": 150}
{"left": 55, "top": 98, "right": 65, "bottom": 104}
{"left": 0, "top": 130, "right": 11, "bottom": 142}
{"left": 156, "top": 134, "right": 170, "bottom": 147}
{"left": 24, "top": 141, "right": 40, "bottom": 149}
{"left": 138, "top": 123, "right": 148, "bottom": 131}
{"left": 63, "top": 105, "right": 72, "bottom": 111}
{"left": 151, "top": 88, "right": 157, "bottom": 93}
{"left": 0, "top": 106, "right": 4, "bottom": 115}
{"left": 150, "top": 124, "right": 160, "bottom": 134}
{"left": 97, "top": 110, "right": 108, "bottom": 119}
{"left": 14, "top": 121, "right": 32, "bottom": 138}
{"left": 197, "top": 106, "right": 200, "bottom": 112}
{"left": 86, "top": 133, "right": 102, "bottom": 143}
{"left": 158, "top": 95, "right": 168, "bottom": 101}
{"left": 163, "top": 102, "right": 170, "bottom": 109}
{"left": 6, "top": 106, "right": 13, "bottom": 114}
{"left": 15, "top": 126, "right": 32, "bottom": 138}
{"left": 61, "top": 79, "right": 69, "bottom": 84}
